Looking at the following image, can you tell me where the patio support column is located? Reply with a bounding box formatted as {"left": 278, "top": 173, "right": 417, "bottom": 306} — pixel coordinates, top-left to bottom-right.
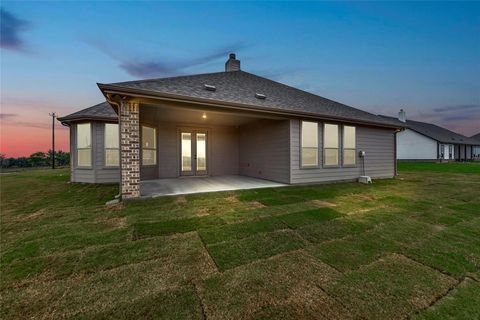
{"left": 119, "top": 99, "right": 140, "bottom": 199}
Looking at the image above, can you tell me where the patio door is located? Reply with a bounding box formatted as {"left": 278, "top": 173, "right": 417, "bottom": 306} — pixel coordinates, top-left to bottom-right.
{"left": 180, "top": 130, "right": 208, "bottom": 176}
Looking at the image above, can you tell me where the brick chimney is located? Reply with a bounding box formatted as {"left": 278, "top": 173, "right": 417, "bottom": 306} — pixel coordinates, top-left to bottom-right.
{"left": 225, "top": 53, "right": 240, "bottom": 72}
{"left": 398, "top": 109, "right": 406, "bottom": 123}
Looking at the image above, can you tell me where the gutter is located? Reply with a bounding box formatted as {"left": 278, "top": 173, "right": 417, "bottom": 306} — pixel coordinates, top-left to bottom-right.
{"left": 97, "top": 83, "right": 403, "bottom": 130}
{"left": 57, "top": 116, "right": 118, "bottom": 125}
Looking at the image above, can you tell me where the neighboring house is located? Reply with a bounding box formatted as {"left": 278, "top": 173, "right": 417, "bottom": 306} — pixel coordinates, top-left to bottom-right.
{"left": 471, "top": 133, "right": 480, "bottom": 159}
{"left": 58, "top": 54, "right": 402, "bottom": 199}
{"left": 380, "top": 110, "right": 479, "bottom": 161}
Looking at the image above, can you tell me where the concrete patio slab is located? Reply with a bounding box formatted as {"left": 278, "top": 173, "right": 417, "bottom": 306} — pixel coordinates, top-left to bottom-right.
{"left": 140, "top": 175, "right": 286, "bottom": 197}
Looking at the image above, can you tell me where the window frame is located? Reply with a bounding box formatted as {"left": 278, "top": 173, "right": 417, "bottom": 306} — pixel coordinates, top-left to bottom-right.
{"left": 300, "top": 120, "right": 319, "bottom": 168}
{"left": 104, "top": 123, "right": 119, "bottom": 168}
{"left": 141, "top": 125, "right": 157, "bottom": 166}
{"left": 323, "top": 123, "right": 340, "bottom": 168}
{"left": 76, "top": 122, "right": 92, "bottom": 168}
{"left": 342, "top": 125, "right": 357, "bottom": 167}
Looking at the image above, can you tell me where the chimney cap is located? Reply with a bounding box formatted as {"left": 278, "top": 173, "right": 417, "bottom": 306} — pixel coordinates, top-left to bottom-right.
{"left": 225, "top": 53, "right": 240, "bottom": 72}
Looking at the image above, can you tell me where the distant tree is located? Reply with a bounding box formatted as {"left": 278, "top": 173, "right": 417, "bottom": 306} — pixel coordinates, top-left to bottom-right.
{"left": 28, "top": 152, "right": 47, "bottom": 167}
{"left": 14, "top": 157, "right": 29, "bottom": 168}
{"left": 0, "top": 154, "right": 6, "bottom": 167}
{"left": 55, "top": 150, "right": 70, "bottom": 166}
{"left": 46, "top": 150, "right": 70, "bottom": 167}
{"left": 0, "top": 151, "right": 69, "bottom": 168}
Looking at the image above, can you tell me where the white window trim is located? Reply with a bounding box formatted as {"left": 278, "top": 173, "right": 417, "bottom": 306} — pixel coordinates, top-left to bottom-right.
{"left": 141, "top": 125, "right": 157, "bottom": 166}
{"left": 323, "top": 123, "right": 340, "bottom": 168}
{"left": 300, "top": 121, "right": 319, "bottom": 168}
{"left": 104, "top": 123, "right": 120, "bottom": 167}
{"left": 342, "top": 125, "right": 357, "bottom": 167}
{"left": 76, "top": 122, "right": 92, "bottom": 168}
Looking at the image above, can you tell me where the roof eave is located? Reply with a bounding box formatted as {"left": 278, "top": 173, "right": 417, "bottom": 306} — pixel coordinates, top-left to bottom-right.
{"left": 405, "top": 127, "right": 476, "bottom": 145}
{"left": 57, "top": 116, "right": 118, "bottom": 125}
{"left": 97, "top": 83, "right": 403, "bottom": 130}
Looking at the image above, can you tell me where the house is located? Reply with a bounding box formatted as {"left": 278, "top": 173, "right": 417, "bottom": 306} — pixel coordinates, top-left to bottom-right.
{"left": 380, "top": 110, "right": 479, "bottom": 161}
{"left": 58, "top": 54, "right": 402, "bottom": 199}
{"left": 471, "top": 133, "right": 480, "bottom": 159}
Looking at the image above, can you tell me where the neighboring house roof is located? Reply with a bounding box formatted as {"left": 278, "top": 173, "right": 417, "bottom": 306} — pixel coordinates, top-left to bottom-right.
{"left": 58, "top": 102, "right": 117, "bottom": 124}
{"left": 470, "top": 133, "right": 480, "bottom": 144}
{"left": 98, "top": 70, "right": 401, "bottom": 128}
{"left": 380, "top": 115, "right": 478, "bottom": 145}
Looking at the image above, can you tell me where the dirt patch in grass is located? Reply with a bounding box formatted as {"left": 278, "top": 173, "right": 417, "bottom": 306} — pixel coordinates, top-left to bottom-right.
{"left": 194, "top": 208, "right": 210, "bottom": 217}
{"left": 198, "top": 250, "right": 348, "bottom": 320}
{"left": 175, "top": 196, "right": 187, "bottom": 205}
{"left": 103, "top": 202, "right": 124, "bottom": 212}
{"left": 247, "top": 201, "right": 266, "bottom": 209}
{"left": 225, "top": 195, "right": 239, "bottom": 203}
{"left": 15, "top": 209, "right": 46, "bottom": 222}
{"left": 309, "top": 199, "right": 337, "bottom": 207}
{"left": 348, "top": 204, "right": 390, "bottom": 215}
{"left": 325, "top": 254, "right": 457, "bottom": 319}
{"left": 96, "top": 216, "right": 128, "bottom": 229}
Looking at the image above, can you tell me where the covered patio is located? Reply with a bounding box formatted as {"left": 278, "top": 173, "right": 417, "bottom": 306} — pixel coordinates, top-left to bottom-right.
{"left": 140, "top": 175, "right": 286, "bottom": 197}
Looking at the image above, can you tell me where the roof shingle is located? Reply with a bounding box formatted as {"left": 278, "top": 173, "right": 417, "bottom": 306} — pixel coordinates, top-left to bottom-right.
{"left": 100, "top": 70, "right": 400, "bottom": 128}
{"left": 380, "top": 115, "right": 478, "bottom": 145}
{"left": 58, "top": 102, "right": 117, "bottom": 123}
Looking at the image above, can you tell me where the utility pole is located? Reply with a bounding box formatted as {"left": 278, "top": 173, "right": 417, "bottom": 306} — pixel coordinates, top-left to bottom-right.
{"left": 49, "top": 112, "right": 56, "bottom": 169}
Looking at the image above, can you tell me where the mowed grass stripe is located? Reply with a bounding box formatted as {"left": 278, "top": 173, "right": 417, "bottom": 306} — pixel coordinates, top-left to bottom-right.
{"left": 198, "top": 250, "right": 348, "bottom": 320}
{"left": 325, "top": 254, "right": 457, "bottom": 320}
{"left": 206, "top": 230, "right": 306, "bottom": 271}
{"left": 413, "top": 278, "right": 480, "bottom": 320}
{"left": 198, "top": 216, "right": 287, "bottom": 245}
{"left": 401, "top": 218, "right": 480, "bottom": 278}
{"left": 277, "top": 207, "right": 342, "bottom": 229}
{"left": 1, "top": 232, "right": 215, "bottom": 288}
{"left": 199, "top": 207, "right": 341, "bottom": 245}
{"left": 2, "top": 164, "right": 480, "bottom": 319}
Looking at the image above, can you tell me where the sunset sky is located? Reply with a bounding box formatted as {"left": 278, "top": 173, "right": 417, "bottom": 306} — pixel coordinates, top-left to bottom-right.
{"left": 1, "top": 1, "right": 479, "bottom": 157}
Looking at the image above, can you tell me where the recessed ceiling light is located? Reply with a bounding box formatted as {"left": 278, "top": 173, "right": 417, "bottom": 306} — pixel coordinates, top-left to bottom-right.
{"left": 202, "top": 113, "right": 207, "bottom": 119}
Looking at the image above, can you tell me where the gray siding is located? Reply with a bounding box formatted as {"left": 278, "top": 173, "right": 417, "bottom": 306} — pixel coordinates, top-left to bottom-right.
{"left": 70, "top": 121, "right": 120, "bottom": 183}
{"left": 290, "top": 119, "right": 395, "bottom": 184}
{"left": 208, "top": 125, "right": 239, "bottom": 176}
{"left": 153, "top": 122, "right": 239, "bottom": 179}
{"left": 238, "top": 120, "right": 290, "bottom": 184}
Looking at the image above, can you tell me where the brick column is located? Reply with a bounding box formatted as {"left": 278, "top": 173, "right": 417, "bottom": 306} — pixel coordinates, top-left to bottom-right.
{"left": 119, "top": 100, "right": 140, "bottom": 199}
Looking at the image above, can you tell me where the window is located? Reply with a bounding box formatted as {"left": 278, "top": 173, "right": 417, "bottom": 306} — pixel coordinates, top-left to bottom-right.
{"left": 301, "top": 121, "right": 318, "bottom": 167}
{"left": 142, "top": 126, "right": 157, "bottom": 165}
{"left": 343, "top": 126, "right": 356, "bottom": 166}
{"left": 105, "top": 124, "right": 119, "bottom": 166}
{"left": 77, "top": 123, "right": 91, "bottom": 167}
{"left": 324, "top": 124, "right": 339, "bottom": 166}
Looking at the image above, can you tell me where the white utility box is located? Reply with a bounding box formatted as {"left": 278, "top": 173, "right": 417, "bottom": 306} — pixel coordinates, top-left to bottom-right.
{"left": 358, "top": 176, "right": 372, "bottom": 184}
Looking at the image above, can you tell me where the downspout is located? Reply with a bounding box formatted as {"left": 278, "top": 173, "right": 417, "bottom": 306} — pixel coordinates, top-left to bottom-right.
{"left": 394, "top": 131, "right": 397, "bottom": 176}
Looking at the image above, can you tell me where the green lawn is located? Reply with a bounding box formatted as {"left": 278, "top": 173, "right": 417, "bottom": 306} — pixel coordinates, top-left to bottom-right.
{"left": 1, "top": 162, "right": 479, "bottom": 319}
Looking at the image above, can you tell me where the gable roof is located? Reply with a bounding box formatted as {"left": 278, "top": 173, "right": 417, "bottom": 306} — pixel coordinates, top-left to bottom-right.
{"left": 57, "top": 102, "right": 117, "bottom": 124}
{"left": 98, "top": 70, "right": 400, "bottom": 128}
{"left": 471, "top": 132, "right": 480, "bottom": 141}
{"left": 380, "top": 115, "right": 478, "bottom": 145}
